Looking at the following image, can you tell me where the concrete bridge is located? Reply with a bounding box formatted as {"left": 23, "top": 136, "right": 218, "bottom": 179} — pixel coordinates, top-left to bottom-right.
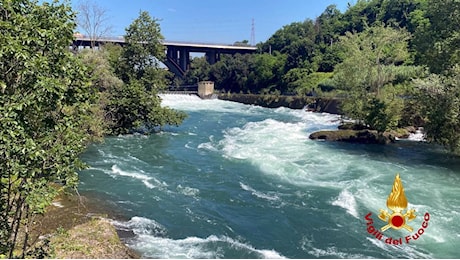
{"left": 72, "top": 36, "right": 257, "bottom": 78}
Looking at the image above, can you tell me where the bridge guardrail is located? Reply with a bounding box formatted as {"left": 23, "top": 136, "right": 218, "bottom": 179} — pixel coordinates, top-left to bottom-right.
{"left": 73, "top": 35, "right": 257, "bottom": 49}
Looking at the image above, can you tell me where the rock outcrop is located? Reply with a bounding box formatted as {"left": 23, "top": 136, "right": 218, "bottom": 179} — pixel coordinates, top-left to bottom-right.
{"left": 309, "top": 129, "right": 395, "bottom": 144}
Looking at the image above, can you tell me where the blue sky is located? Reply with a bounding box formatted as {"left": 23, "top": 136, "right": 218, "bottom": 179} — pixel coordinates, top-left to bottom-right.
{"left": 72, "top": 0, "right": 355, "bottom": 44}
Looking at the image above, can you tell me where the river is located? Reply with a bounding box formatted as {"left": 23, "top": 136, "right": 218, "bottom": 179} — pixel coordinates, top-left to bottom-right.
{"left": 78, "top": 94, "right": 460, "bottom": 258}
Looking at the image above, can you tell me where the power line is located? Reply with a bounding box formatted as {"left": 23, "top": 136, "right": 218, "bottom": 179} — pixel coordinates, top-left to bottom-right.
{"left": 251, "top": 18, "right": 255, "bottom": 46}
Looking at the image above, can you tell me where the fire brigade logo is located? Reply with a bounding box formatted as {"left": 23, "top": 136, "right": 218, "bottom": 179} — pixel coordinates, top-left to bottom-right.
{"left": 364, "top": 173, "right": 430, "bottom": 246}
{"left": 378, "top": 174, "right": 416, "bottom": 232}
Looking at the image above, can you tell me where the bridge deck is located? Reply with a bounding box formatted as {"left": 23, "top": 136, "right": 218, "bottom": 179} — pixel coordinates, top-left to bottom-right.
{"left": 73, "top": 36, "right": 257, "bottom": 51}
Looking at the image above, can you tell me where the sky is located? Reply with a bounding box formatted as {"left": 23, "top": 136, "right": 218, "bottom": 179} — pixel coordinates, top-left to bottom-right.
{"left": 72, "top": 0, "right": 355, "bottom": 45}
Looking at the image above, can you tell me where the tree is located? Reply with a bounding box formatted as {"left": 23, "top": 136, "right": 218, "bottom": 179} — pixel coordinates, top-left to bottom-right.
{"left": 413, "top": 0, "right": 460, "bottom": 73}
{"left": 110, "top": 11, "right": 186, "bottom": 134}
{"left": 233, "top": 40, "right": 250, "bottom": 46}
{"left": 333, "top": 24, "right": 412, "bottom": 131}
{"left": 338, "top": 24, "right": 411, "bottom": 94}
{"left": 77, "top": 48, "right": 124, "bottom": 137}
{"left": 183, "top": 57, "right": 212, "bottom": 85}
{"left": 414, "top": 66, "right": 460, "bottom": 153}
{"left": 250, "top": 53, "right": 286, "bottom": 93}
{"left": 0, "top": 0, "right": 94, "bottom": 257}
{"left": 314, "top": 4, "right": 344, "bottom": 46}
{"left": 106, "top": 79, "right": 185, "bottom": 134}
{"left": 119, "top": 11, "right": 166, "bottom": 87}
{"left": 209, "top": 54, "right": 254, "bottom": 93}
{"left": 261, "top": 20, "right": 316, "bottom": 54}
{"left": 377, "top": 0, "right": 426, "bottom": 32}
{"left": 341, "top": 0, "right": 376, "bottom": 34}
{"left": 76, "top": 0, "right": 113, "bottom": 48}
{"left": 284, "top": 71, "right": 333, "bottom": 96}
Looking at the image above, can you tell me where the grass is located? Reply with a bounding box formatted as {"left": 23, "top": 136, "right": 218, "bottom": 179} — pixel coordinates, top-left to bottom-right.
{"left": 20, "top": 190, "right": 139, "bottom": 259}
{"left": 50, "top": 218, "right": 138, "bottom": 259}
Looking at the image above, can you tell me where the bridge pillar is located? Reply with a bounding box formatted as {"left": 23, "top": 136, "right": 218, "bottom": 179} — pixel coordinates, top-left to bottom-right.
{"left": 205, "top": 50, "right": 220, "bottom": 65}
{"left": 179, "top": 48, "right": 190, "bottom": 72}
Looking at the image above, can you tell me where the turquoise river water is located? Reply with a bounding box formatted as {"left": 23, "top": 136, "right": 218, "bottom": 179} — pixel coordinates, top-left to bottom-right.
{"left": 78, "top": 94, "right": 460, "bottom": 258}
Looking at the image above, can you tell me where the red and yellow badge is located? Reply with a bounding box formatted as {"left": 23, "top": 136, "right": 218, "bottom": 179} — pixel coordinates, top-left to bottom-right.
{"left": 364, "top": 173, "right": 430, "bottom": 246}
{"left": 378, "top": 174, "right": 416, "bottom": 232}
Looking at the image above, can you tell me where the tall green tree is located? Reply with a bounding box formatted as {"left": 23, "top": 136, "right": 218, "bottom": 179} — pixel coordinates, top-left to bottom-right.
{"left": 314, "top": 5, "right": 343, "bottom": 46}
{"left": 118, "top": 11, "right": 168, "bottom": 88}
{"left": 341, "top": 0, "right": 377, "bottom": 34}
{"left": 377, "top": 0, "right": 427, "bottom": 32}
{"left": 413, "top": 0, "right": 460, "bottom": 73}
{"left": 313, "top": 5, "right": 345, "bottom": 72}
{"left": 111, "top": 11, "right": 186, "bottom": 134}
{"left": 0, "top": 0, "right": 94, "bottom": 257}
{"left": 333, "top": 24, "right": 412, "bottom": 131}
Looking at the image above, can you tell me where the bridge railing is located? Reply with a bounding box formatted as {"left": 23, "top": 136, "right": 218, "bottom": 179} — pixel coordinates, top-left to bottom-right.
{"left": 73, "top": 35, "right": 257, "bottom": 48}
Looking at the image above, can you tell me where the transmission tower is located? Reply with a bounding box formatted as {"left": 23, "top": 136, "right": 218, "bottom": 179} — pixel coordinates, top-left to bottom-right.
{"left": 251, "top": 18, "right": 255, "bottom": 46}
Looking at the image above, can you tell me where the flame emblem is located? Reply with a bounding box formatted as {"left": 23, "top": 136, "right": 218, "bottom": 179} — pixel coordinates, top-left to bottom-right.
{"left": 378, "top": 174, "right": 416, "bottom": 232}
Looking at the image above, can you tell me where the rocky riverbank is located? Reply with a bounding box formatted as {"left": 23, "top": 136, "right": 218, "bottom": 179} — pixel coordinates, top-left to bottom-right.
{"left": 29, "top": 191, "right": 139, "bottom": 258}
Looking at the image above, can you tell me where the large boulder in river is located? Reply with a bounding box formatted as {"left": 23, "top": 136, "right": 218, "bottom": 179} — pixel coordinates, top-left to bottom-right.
{"left": 309, "top": 129, "right": 395, "bottom": 144}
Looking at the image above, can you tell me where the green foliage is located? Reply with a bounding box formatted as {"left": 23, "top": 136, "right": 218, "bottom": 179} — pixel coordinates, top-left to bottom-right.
{"left": 261, "top": 20, "right": 316, "bottom": 54}
{"left": 118, "top": 11, "right": 166, "bottom": 88}
{"left": 332, "top": 24, "right": 413, "bottom": 131}
{"left": 101, "top": 43, "right": 124, "bottom": 73}
{"left": 413, "top": 0, "right": 460, "bottom": 73}
{"left": 341, "top": 0, "right": 376, "bottom": 33}
{"left": 392, "top": 0, "right": 427, "bottom": 30}
{"left": 105, "top": 80, "right": 186, "bottom": 135}
{"left": 108, "top": 11, "right": 185, "bottom": 134}
{"left": 285, "top": 71, "right": 333, "bottom": 96}
{"left": 77, "top": 49, "right": 122, "bottom": 139}
{"left": 183, "top": 57, "right": 212, "bottom": 85}
{"left": 183, "top": 52, "right": 287, "bottom": 95}
{"left": 314, "top": 5, "right": 344, "bottom": 45}
{"left": 208, "top": 54, "right": 254, "bottom": 93}
{"left": 414, "top": 66, "right": 460, "bottom": 153}
{"left": 0, "top": 4, "right": 188, "bottom": 258}
{"left": 338, "top": 24, "right": 411, "bottom": 91}
{"left": 250, "top": 53, "right": 286, "bottom": 93}
{"left": 0, "top": 0, "right": 94, "bottom": 257}
{"left": 364, "top": 98, "right": 392, "bottom": 133}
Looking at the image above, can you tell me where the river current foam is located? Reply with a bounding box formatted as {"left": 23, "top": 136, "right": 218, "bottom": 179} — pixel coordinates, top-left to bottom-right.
{"left": 78, "top": 94, "right": 460, "bottom": 258}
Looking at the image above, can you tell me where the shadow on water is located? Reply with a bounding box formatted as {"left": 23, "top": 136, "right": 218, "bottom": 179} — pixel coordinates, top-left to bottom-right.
{"left": 319, "top": 140, "right": 460, "bottom": 173}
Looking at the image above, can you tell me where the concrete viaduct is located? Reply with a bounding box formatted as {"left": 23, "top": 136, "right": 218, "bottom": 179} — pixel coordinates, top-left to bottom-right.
{"left": 72, "top": 36, "right": 257, "bottom": 78}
